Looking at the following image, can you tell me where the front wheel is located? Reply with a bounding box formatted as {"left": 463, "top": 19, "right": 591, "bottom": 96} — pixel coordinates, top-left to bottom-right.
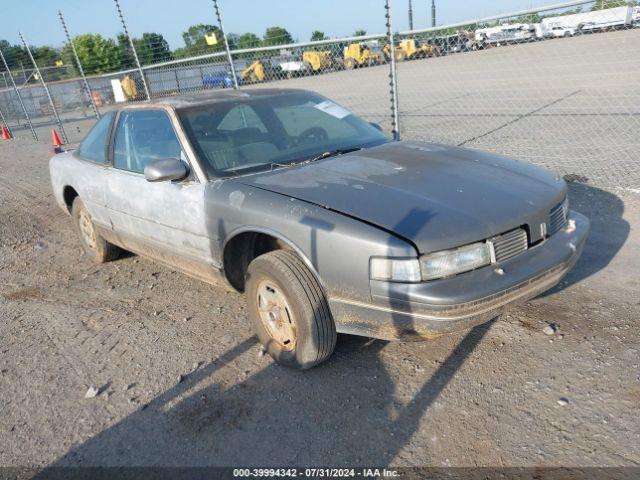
{"left": 246, "top": 250, "right": 336, "bottom": 370}
{"left": 71, "top": 197, "right": 119, "bottom": 263}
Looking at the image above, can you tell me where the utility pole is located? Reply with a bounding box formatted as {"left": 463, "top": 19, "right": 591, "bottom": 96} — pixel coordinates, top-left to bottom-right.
{"left": 408, "top": 0, "right": 414, "bottom": 30}
{"left": 431, "top": 0, "right": 436, "bottom": 27}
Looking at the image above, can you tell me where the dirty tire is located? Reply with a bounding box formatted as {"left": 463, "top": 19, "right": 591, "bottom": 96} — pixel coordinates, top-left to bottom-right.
{"left": 71, "top": 197, "right": 119, "bottom": 264}
{"left": 246, "top": 250, "right": 337, "bottom": 370}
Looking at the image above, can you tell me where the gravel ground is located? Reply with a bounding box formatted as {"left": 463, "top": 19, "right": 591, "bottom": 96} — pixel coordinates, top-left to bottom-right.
{"left": 0, "top": 136, "right": 639, "bottom": 471}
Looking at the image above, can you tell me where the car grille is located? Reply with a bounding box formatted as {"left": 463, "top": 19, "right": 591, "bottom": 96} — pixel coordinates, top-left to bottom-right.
{"left": 549, "top": 198, "right": 569, "bottom": 236}
{"left": 488, "top": 228, "right": 528, "bottom": 263}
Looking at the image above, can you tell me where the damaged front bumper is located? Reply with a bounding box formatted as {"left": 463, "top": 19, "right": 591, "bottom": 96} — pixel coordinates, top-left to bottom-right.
{"left": 330, "top": 211, "right": 589, "bottom": 340}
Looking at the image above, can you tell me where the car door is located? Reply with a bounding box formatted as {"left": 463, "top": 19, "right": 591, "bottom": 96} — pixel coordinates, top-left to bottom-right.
{"left": 104, "top": 108, "right": 216, "bottom": 281}
{"left": 72, "top": 111, "right": 116, "bottom": 228}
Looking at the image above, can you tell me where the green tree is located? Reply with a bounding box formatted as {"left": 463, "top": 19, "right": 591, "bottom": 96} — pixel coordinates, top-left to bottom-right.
{"left": 134, "top": 32, "right": 172, "bottom": 65}
{"left": 237, "top": 32, "right": 261, "bottom": 49}
{"left": 171, "top": 47, "right": 190, "bottom": 59}
{"left": 69, "top": 34, "right": 120, "bottom": 74}
{"left": 116, "top": 33, "right": 135, "bottom": 69}
{"left": 32, "top": 46, "right": 62, "bottom": 68}
{"left": 591, "top": 0, "right": 629, "bottom": 10}
{"left": 263, "top": 26, "right": 293, "bottom": 46}
{"left": 182, "top": 24, "right": 224, "bottom": 54}
{"left": 0, "top": 40, "right": 28, "bottom": 71}
{"left": 310, "top": 30, "right": 327, "bottom": 42}
{"left": 353, "top": 29, "right": 367, "bottom": 36}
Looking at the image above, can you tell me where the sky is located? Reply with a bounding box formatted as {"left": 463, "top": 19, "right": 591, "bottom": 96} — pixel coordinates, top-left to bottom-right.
{"left": 2, "top": 0, "right": 556, "bottom": 49}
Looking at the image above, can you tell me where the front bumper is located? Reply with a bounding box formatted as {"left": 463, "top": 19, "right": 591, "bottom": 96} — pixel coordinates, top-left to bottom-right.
{"left": 329, "top": 211, "right": 589, "bottom": 340}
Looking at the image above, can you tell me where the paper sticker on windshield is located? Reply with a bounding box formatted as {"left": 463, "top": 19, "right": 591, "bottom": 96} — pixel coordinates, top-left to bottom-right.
{"left": 314, "top": 100, "right": 351, "bottom": 119}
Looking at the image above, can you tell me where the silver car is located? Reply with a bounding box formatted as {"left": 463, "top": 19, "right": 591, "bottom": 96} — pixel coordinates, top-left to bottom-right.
{"left": 50, "top": 89, "right": 589, "bottom": 369}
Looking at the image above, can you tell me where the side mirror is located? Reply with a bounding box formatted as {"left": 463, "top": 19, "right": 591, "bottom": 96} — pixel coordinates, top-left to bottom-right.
{"left": 144, "top": 158, "right": 189, "bottom": 182}
{"left": 369, "top": 122, "right": 383, "bottom": 132}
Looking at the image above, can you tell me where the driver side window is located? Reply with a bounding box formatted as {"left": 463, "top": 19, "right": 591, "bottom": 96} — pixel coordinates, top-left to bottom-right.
{"left": 113, "top": 110, "right": 182, "bottom": 174}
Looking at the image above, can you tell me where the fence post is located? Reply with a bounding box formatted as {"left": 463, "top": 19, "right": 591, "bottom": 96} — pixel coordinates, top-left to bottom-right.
{"left": 19, "top": 32, "right": 68, "bottom": 144}
{"left": 0, "top": 47, "right": 38, "bottom": 141}
{"left": 385, "top": 0, "right": 401, "bottom": 141}
{"left": 58, "top": 10, "right": 101, "bottom": 120}
{"left": 0, "top": 103, "right": 12, "bottom": 138}
{"left": 212, "top": 0, "right": 239, "bottom": 89}
{"left": 113, "top": 0, "right": 151, "bottom": 101}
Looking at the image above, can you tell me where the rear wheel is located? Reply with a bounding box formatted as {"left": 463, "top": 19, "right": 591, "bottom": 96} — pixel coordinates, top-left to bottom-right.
{"left": 71, "top": 197, "right": 119, "bottom": 263}
{"left": 246, "top": 250, "right": 336, "bottom": 370}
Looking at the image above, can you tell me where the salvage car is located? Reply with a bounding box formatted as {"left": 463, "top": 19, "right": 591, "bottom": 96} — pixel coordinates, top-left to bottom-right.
{"left": 49, "top": 89, "right": 589, "bottom": 369}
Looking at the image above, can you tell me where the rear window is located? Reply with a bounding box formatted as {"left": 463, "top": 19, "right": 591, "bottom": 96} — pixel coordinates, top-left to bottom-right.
{"left": 77, "top": 112, "right": 114, "bottom": 163}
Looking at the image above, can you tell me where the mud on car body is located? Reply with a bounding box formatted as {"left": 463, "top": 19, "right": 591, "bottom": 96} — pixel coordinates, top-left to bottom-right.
{"left": 50, "top": 89, "right": 589, "bottom": 369}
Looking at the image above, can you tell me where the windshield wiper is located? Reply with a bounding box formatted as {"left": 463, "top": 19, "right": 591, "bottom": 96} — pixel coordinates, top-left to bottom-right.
{"left": 310, "top": 147, "right": 362, "bottom": 162}
{"left": 269, "top": 147, "right": 362, "bottom": 171}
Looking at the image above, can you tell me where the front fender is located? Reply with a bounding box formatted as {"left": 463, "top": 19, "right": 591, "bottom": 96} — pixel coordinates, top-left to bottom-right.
{"left": 205, "top": 180, "right": 416, "bottom": 303}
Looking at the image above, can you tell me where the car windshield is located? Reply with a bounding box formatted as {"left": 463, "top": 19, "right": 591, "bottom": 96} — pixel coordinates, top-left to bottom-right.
{"left": 178, "top": 91, "right": 389, "bottom": 177}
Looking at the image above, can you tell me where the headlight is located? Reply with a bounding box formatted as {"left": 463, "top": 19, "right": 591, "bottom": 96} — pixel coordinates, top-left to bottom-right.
{"left": 370, "top": 257, "right": 421, "bottom": 283}
{"left": 421, "top": 242, "right": 491, "bottom": 281}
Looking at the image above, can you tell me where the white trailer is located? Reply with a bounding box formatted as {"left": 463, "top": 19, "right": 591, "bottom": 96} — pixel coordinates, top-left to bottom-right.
{"left": 475, "top": 25, "right": 507, "bottom": 42}
{"left": 475, "top": 23, "right": 533, "bottom": 42}
{"left": 541, "top": 6, "right": 634, "bottom": 35}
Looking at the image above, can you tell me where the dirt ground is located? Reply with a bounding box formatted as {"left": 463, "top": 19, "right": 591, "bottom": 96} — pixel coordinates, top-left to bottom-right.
{"left": 0, "top": 138, "right": 639, "bottom": 471}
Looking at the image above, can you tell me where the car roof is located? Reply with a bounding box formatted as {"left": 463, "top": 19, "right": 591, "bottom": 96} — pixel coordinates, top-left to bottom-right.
{"left": 154, "top": 88, "right": 312, "bottom": 109}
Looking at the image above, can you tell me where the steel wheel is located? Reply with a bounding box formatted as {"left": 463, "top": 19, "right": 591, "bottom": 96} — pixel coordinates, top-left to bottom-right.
{"left": 246, "top": 250, "right": 336, "bottom": 370}
{"left": 78, "top": 208, "right": 97, "bottom": 250}
{"left": 71, "top": 197, "right": 119, "bottom": 264}
{"left": 256, "top": 280, "right": 297, "bottom": 351}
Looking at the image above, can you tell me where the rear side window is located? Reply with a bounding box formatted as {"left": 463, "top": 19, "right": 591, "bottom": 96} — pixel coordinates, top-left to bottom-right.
{"left": 77, "top": 112, "right": 114, "bottom": 163}
{"left": 113, "top": 110, "right": 182, "bottom": 174}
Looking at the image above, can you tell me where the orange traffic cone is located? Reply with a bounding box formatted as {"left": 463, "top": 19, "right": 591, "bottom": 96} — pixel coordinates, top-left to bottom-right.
{"left": 52, "top": 129, "right": 63, "bottom": 154}
{"left": 1, "top": 125, "right": 11, "bottom": 140}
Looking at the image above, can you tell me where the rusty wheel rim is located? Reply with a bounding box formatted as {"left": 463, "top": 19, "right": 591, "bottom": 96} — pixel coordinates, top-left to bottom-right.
{"left": 256, "top": 280, "right": 296, "bottom": 351}
{"left": 79, "top": 209, "right": 97, "bottom": 250}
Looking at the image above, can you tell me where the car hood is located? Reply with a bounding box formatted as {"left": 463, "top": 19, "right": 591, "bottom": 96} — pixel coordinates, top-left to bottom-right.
{"left": 237, "top": 141, "right": 567, "bottom": 253}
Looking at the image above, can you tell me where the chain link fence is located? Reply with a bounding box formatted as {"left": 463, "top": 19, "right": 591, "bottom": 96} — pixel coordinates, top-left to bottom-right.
{"left": 394, "top": 0, "right": 640, "bottom": 190}
{"left": 0, "top": 0, "right": 638, "bottom": 191}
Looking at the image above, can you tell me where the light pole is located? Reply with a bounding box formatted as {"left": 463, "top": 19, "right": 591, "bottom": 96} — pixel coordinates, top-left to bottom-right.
{"left": 431, "top": 0, "right": 436, "bottom": 27}
{"left": 408, "top": 0, "right": 414, "bottom": 30}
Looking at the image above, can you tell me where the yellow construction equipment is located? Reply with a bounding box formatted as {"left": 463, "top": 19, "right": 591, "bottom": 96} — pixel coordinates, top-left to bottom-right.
{"left": 302, "top": 50, "right": 332, "bottom": 72}
{"left": 384, "top": 38, "right": 438, "bottom": 61}
{"left": 242, "top": 61, "right": 265, "bottom": 83}
{"left": 121, "top": 75, "right": 137, "bottom": 100}
{"left": 343, "top": 42, "right": 385, "bottom": 69}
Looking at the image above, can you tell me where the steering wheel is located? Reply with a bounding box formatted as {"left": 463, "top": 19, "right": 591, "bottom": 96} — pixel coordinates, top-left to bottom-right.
{"left": 298, "top": 126, "right": 329, "bottom": 143}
